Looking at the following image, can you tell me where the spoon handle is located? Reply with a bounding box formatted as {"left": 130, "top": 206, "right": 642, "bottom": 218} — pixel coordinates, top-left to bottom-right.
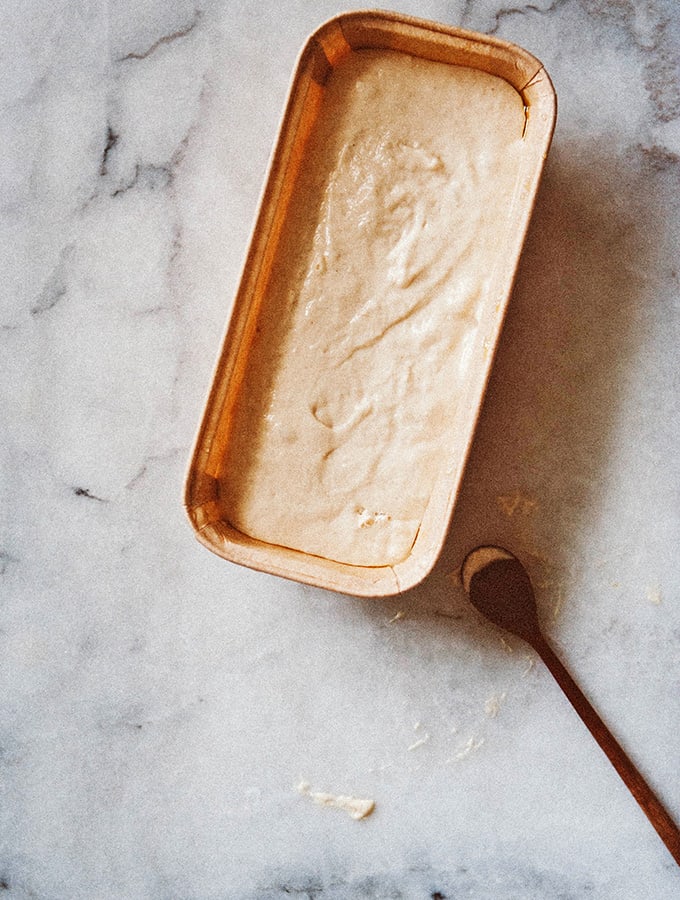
{"left": 532, "top": 633, "right": 680, "bottom": 866}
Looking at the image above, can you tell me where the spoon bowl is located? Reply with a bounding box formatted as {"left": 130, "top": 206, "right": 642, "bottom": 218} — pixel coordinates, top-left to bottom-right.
{"left": 462, "top": 545, "right": 541, "bottom": 645}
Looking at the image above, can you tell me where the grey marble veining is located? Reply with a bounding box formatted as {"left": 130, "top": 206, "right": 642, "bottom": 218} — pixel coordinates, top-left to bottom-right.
{"left": 1, "top": 1, "right": 679, "bottom": 898}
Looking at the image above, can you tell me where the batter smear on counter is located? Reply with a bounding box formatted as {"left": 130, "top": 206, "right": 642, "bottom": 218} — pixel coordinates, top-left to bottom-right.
{"left": 220, "top": 49, "right": 526, "bottom": 566}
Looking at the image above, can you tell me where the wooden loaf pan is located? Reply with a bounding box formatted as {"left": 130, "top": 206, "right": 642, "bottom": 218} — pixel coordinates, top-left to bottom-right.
{"left": 185, "top": 10, "right": 556, "bottom": 597}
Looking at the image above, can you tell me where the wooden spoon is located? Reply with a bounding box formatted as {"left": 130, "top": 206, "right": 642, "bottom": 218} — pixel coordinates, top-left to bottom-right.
{"left": 461, "top": 545, "right": 680, "bottom": 867}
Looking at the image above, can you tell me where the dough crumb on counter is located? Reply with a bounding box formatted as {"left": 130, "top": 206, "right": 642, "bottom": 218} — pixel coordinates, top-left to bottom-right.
{"left": 484, "top": 692, "right": 506, "bottom": 718}
{"left": 647, "top": 586, "right": 662, "bottom": 605}
{"left": 452, "top": 735, "right": 485, "bottom": 760}
{"left": 522, "top": 653, "right": 536, "bottom": 676}
{"left": 407, "top": 733, "right": 430, "bottom": 751}
{"left": 551, "top": 584, "right": 565, "bottom": 621}
{"left": 297, "top": 781, "right": 375, "bottom": 820}
{"left": 496, "top": 491, "right": 537, "bottom": 517}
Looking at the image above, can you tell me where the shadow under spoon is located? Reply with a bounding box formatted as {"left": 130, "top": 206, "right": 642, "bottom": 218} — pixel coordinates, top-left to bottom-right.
{"left": 461, "top": 545, "right": 680, "bottom": 867}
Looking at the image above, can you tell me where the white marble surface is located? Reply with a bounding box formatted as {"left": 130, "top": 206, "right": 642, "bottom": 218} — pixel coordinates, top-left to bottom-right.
{"left": 2, "top": 1, "right": 679, "bottom": 897}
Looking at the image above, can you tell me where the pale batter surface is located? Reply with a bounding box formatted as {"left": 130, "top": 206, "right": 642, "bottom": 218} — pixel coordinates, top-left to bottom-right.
{"left": 220, "top": 49, "right": 526, "bottom": 567}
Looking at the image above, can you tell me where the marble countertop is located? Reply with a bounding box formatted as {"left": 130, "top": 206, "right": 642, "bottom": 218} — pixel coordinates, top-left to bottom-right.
{"left": 2, "top": 1, "right": 679, "bottom": 897}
